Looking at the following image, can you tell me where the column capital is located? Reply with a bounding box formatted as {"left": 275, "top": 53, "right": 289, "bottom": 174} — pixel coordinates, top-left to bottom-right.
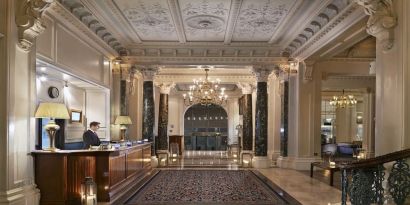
{"left": 16, "top": 0, "right": 54, "bottom": 52}
{"left": 139, "top": 67, "right": 158, "bottom": 81}
{"left": 236, "top": 82, "right": 255, "bottom": 95}
{"left": 252, "top": 66, "right": 273, "bottom": 82}
{"left": 354, "top": 0, "right": 397, "bottom": 52}
{"left": 155, "top": 82, "right": 175, "bottom": 94}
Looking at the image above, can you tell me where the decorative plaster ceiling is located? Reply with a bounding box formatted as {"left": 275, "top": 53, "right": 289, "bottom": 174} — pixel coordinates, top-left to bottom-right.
{"left": 57, "top": 0, "right": 366, "bottom": 64}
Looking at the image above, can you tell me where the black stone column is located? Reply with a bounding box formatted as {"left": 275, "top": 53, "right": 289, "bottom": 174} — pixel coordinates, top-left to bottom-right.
{"left": 157, "top": 93, "right": 168, "bottom": 151}
{"left": 242, "top": 94, "right": 253, "bottom": 151}
{"left": 255, "top": 82, "right": 268, "bottom": 156}
{"left": 280, "top": 81, "right": 289, "bottom": 157}
{"left": 142, "top": 81, "right": 155, "bottom": 155}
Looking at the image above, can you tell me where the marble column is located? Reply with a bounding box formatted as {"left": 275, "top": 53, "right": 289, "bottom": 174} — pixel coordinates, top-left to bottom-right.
{"left": 280, "top": 80, "right": 289, "bottom": 157}
{"left": 252, "top": 68, "right": 272, "bottom": 168}
{"left": 156, "top": 83, "right": 174, "bottom": 154}
{"left": 141, "top": 69, "right": 157, "bottom": 156}
{"left": 237, "top": 83, "right": 253, "bottom": 151}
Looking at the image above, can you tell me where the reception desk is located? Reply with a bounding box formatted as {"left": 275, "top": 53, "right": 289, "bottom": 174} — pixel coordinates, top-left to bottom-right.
{"left": 32, "top": 143, "right": 152, "bottom": 205}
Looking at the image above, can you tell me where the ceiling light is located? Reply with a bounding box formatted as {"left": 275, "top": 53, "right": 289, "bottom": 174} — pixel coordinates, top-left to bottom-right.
{"left": 182, "top": 67, "right": 228, "bottom": 106}
{"left": 39, "top": 75, "right": 47, "bottom": 82}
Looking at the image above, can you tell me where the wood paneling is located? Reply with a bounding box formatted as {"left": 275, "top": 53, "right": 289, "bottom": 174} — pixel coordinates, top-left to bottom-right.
{"left": 126, "top": 149, "right": 142, "bottom": 177}
{"left": 67, "top": 156, "right": 96, "bottom": 204}
{"left": 109, "top": 154, "right": 126, "bottom": 186}
{"left": 33, "top": 143, "right": 152, "bottom": 204}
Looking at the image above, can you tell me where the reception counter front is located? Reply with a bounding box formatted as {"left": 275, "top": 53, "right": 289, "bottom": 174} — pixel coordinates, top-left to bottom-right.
{"left": 32, "top": 143, "right": 152, "bottom": 205}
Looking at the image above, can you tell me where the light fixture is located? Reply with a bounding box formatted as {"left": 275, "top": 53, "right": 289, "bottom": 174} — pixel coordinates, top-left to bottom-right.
{"left": 115, "top": 115, "right": 132, "bottom": 141}
{"left": 279, "top": 58, "right": 298, "bottom": 74}
{"left": 39, "top": 75, "right": 47, "bottom": 82}
{"left": 182, "top": 67, "right": 228, "bottom": 106}
{"left": 329, "top": 89, "right": 357, "bottom": 108}
{"left": 35, "top": 103, "right": 70, "bottom": 151}
{"left": 81, "top": 177, "right": 97, "bottom": 205}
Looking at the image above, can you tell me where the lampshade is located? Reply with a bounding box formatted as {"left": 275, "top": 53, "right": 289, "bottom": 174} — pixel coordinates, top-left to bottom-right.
{"left": 115, "top": 116, "right": 132, "bottom": 125}
{"left": 35, "top": 102, "right": 70, "bottom": 119}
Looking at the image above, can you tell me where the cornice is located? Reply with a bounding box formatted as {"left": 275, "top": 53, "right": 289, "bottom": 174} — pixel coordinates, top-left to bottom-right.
{"left": 223, "top": 0, "right": 242, "bottom": 44}
{"left": 54, "top": 0, "right": 125, "bottom": 55}
{"left": 47, "top": 2, "right": 119, "bottom": 58}
{"left": 167, "top": 0, "right": 186, "bottom": 43}
{"left": 154, "top": 74, "right": 256, "bottom": 84}
{"left": 323, "top": 57, "right": 375, "bottom": 63}
{"left": 80, "top": 0, "right": 133, "bottom": 45}
{"left": 326, "top": 75, "right": 375, "bottom": 80}
{"left": 98, "top": 0, "right": 142, "bottom": 44}
{"left": 280, "top": 0, "right": 332, "bottom": 48}
{"left": 291, "top": 3, "right": 366, "bottom": 60}
{"left": 268, "top": 0, "right": 303, "bottom": 44}
{"left": 123, "top": 56, "right": 285, "bottom": 66}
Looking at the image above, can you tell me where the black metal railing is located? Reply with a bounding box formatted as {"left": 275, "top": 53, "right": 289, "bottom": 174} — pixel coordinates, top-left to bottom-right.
{"left": 339, "top": 149, "right": 410, "bottom": 205}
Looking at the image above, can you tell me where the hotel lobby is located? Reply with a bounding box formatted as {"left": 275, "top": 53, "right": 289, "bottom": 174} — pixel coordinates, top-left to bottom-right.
{"left": 1, "top": 0, "right": 410, "bottom": 204}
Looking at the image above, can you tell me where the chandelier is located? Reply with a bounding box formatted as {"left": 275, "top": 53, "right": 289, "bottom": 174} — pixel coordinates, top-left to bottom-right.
{"left": 182, "top": 67, "right": 228, "bottom": 106}
{"left": 329, "top": 90, "right": 357, "bottom": 108}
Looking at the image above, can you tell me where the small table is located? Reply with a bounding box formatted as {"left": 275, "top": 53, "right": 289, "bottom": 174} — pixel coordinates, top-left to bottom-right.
{"left": 310, "top": 162, "right": 340, "bottom": 186}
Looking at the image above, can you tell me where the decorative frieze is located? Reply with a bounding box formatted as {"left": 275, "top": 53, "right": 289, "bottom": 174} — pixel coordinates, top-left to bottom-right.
{"left": 139, "top": 68, "right": 158, "bottom": 81}
{"left": 354, "top": 0, "right": 397, "bottom": 52}
{"left": 15, "top": 0, "right": 54, "bottom": 52}
{"left": 236, "top": 82, "right": 254, "bottom": 95}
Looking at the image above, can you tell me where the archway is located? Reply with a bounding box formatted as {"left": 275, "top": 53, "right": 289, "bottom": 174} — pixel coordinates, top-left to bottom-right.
{"left": 184, "top": 104, "right": 228, "bottom": 151}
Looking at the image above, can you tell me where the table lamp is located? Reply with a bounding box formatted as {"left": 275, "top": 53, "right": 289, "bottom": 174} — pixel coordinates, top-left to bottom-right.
{"left": 35, "top": 102, "right": 70, "bottom": 151}
{"left": 115, "top": 116, "right": 132, "bottom": 141}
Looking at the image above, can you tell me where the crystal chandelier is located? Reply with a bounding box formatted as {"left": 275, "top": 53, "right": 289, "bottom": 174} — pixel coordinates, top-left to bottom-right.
{"left": 182, "top": 67, "right": 228, "bottom": 106}
{"left": 329, "top": 90, "right": 357, "bottom": 108}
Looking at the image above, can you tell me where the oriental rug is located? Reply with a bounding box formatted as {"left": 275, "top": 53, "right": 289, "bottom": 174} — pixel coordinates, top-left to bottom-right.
{"left": 125, "top": 170, "right": 300, "bottom": 205}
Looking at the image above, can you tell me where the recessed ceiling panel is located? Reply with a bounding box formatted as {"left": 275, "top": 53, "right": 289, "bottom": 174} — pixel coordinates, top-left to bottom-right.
{"left": 113, "top": 0, "right": 178, "bottom": 41}
{"left": 232, "top": 0, "right": 297, "bottom": 42}
{"left": 179, "top": 0, "right": 231, "bottom": 41}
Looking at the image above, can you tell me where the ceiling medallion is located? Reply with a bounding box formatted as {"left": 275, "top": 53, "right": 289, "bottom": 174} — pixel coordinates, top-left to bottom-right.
{"left": 182, "top": 66, "right": 228, "bottom": 106}
{"left": 329, "top": 90, "right": 357, "bottom": 108}
{"left": 186, "top": 15, "right": 225, "bottom": 31}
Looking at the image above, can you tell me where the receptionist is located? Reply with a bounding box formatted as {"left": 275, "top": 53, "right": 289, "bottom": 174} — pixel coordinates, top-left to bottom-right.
{"left": 83, "top": 121, "right": 101, "bottom": 149}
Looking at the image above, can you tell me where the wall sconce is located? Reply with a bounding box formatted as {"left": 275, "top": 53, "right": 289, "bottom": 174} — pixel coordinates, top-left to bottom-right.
{"left": 81, "top": 177, "right": 97, "bottom": 205}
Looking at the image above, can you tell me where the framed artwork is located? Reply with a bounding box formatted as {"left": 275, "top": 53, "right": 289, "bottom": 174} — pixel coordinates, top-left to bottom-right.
{"left": 70, "top": 109, "right": 82, "bottom": 123}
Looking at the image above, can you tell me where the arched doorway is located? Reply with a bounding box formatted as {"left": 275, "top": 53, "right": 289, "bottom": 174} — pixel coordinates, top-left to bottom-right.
{"left": 184, "top": 104, "right": 228, "bottom": 151}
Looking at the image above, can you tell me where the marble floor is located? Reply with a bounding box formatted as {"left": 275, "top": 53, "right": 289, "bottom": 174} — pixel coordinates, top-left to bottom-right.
{"left": 258, "top": 168, "right": 342, "bottom": 205}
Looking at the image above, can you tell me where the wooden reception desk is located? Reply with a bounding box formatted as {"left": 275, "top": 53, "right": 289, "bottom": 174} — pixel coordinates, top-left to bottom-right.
{"left": 32, "top": 143, "right": 152, "bottom": 205}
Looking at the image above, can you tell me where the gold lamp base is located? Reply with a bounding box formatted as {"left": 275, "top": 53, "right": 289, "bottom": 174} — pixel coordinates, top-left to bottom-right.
{"left": 44, "top": 119, "right": 60, "bottom": 152}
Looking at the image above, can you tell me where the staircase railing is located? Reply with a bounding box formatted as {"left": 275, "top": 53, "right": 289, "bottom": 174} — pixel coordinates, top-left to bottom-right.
{"left": 339, "top": 149, "right": 410, "bottom": 205}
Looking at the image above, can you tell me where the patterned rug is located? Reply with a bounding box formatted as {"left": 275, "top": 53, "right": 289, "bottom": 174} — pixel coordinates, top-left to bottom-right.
{"left": 126, "top": 170, "right": 297, "bottom": 205}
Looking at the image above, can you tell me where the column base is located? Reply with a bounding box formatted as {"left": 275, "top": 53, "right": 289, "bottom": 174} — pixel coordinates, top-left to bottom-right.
{"left": 151, "top": 156, "right": 159, "bottom": 168}
{"left": 157, "top": 150, "right": 169, "bottom": 167}
{"left": 0, "top": 184, "right": 40, "bottom": 205}
{"left": 252, "top": 156, "right": 271, "bottom": 168}
{"left": 277, "top": 156, "right": 321, "bottom": 170}
{"left": 240, "top": 151, "right": 253, "bottom": 168}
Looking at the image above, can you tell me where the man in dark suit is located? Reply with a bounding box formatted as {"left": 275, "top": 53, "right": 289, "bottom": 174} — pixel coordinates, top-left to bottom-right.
{"left": 83, "top": 121, "right": 101, "bottom": 149}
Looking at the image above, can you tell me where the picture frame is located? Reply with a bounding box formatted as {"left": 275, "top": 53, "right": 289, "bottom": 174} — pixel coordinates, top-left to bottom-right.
{"left": 70, "top": 109, "right": 82, "bottom": 123}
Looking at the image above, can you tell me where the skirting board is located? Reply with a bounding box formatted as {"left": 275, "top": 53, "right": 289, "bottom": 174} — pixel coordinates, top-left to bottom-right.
{"left": 0, "top": 185, "right": 40, "bottom": 205}
{"left": 277, "top": 156, "right": 321, "bottom": 170}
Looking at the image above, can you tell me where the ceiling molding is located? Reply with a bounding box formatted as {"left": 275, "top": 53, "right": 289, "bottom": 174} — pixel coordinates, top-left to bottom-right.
{"left": 47, "top": 3, "right": 119, "bottom": 58}
{"left": 323, "top": 57, "right": 375, "bottom": 63}
{"left": 123, "top": 56, "right": 285, "bottom": 66}
{"left": 167, "top": 0, "right": 187, "bottom": 43}
{"left": 154, "top": 74, "right": 256, "bottom": 84}
{"left": 279, "top": 0, "right": 332, "bottom": 47}
{"left": 80, "top": 0, "right": 137, "bottom": 45}
{"left": 291, "top": 3, "right": 366, "bottom": 60}
{"left": 268, "top": 0, "right": 303, "bottom": 44}
{"left": 56, "top": 0, "right": 126, "bottom": 54}
{"left": 223, "top": 0, "right": 242, "bottom": 44}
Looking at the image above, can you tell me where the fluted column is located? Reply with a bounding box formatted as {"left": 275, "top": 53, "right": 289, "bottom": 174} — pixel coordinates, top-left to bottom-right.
{"left": 156, "top": 83, "right": 175, "bottom": 153}
{"left": 252, "top": 67, "right": 272, "bottom": 168}
{"left": 141, "top": 69, "right": 157, "bottom": 156}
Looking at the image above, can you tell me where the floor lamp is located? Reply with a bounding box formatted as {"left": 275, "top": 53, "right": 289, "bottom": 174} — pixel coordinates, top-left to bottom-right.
{"left": 35, "top": 102, "right": 70, "bottom": 151}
